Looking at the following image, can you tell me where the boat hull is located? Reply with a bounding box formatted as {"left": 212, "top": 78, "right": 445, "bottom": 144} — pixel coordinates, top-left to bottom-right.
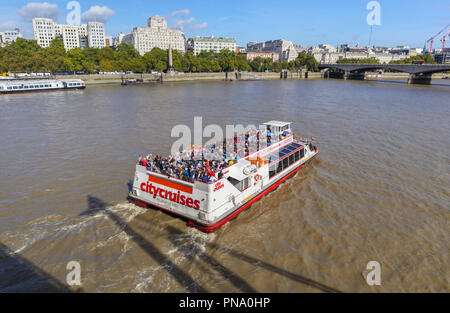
{"left": 0, "top": 86, "right": 85, "bottom": 95}
{"left": 128, "top": 153, "right": 317, "bottom": 233}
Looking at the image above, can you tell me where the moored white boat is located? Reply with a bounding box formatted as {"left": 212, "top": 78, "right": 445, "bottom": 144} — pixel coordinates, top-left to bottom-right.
{"left": 0, "top": 79, "right": 85, "bottom": 94}
{"left": 129, "top": 121, "right": 318, "bottom": 233}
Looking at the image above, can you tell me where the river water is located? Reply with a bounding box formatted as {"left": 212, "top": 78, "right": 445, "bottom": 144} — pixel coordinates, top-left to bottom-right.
{"left": 0, "top": 79, "right": 448, "bottom": 292}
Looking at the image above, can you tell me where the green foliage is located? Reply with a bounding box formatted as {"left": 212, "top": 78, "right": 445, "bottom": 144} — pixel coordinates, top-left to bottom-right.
{"left": 0, "top": 38, "right": 322, "bottom": 74}
{"left": 294, "top": 52, "right": 319, "bottom": 71}
{"left": 389, "top": 55, "right": 437, "bottom": 64}
{"left": 336, "top": 58, "right": 380, "bottom": 64}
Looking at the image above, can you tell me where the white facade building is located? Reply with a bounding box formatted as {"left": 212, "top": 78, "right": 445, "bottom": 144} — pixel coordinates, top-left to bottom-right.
{"left": 0, "top": 28, "right": 22, "bottom": 45}
{"left": 187, "top": 36, "right": 236, "bottom": 55}
{"left": 33, "top": 18, "right": 105, "bottom": 50}
{"left": 60, "top": 25, "right": 81, "bottom": 50}
{"left": 247, "top": 39, "right": 299, "bottom": 62}
{"left": 87, "top": 22, "right": 106, "bottom": 49}
{"left": 130, "top": 16, "right": 186, "bottom": 55}
{"left": 33, "top": 18, "right": 55, "bottom": 48}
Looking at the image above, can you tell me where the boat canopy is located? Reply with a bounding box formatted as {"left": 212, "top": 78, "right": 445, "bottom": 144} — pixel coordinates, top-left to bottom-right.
{"left": 263, "top": 121, "right": 292, "bottom": 138}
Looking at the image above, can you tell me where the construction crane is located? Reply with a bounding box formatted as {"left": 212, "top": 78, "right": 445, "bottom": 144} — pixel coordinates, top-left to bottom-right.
{"left": 441, "top": 29, "right": 450, "bottom": 54}
{"left": 425, "top": 24, "right": 449, "bottom": 54}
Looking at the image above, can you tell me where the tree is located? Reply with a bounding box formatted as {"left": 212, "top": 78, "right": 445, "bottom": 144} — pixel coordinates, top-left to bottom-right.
{"left": 295, "top": 52, "right": 319, "bottom": 71}
{"left": 143, "top": 47, "right": 167, "bottom": 71}
{"left": 83, "top": 47, "right": 99, "bottom": 65}
{"left": 116, "top": 43, "right": 140, "bottom": 60}
{"left": 389, "top": 55, "right": 437, "bottom": 64}
{"left": 217, "top": 49, "right": 236, "bottom": 72}
{"left": 336, "top": 58, "right": 380, "bottom": 64}
{"left": 66, "top": 48, "right": 85, "bottom": 72}
{"left": 272, "top": 61, "right": 282, "bottom": 72}
{"left": 250, "top": 57, "right": 264, "bottom": 72}
{"left": 98, "top": 59, "right": 117, "bottom": 72}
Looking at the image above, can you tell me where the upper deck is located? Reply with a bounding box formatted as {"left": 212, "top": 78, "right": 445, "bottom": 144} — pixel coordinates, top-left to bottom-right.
{"left": 136, "top": 121, "right": 296, "bottom": 185}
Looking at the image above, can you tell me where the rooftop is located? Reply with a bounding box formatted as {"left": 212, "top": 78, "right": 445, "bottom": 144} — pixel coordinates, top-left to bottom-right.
{"left": 264, "top": 121, "right": 291, "bottom": 128}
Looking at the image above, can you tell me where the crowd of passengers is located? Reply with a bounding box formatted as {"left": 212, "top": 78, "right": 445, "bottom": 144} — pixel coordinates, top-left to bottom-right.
{"left": 137, "top": 127, "right": 291, "bottom": 183}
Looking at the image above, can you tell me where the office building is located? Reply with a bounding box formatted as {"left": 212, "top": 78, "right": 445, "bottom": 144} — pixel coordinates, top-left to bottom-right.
{"left": 186, "top": 36, "right": 236, "bottom": 55}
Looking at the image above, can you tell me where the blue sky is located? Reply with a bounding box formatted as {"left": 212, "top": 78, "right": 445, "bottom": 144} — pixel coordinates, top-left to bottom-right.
{"left": 0, "top": 0, "right": 449, "bottom": 48}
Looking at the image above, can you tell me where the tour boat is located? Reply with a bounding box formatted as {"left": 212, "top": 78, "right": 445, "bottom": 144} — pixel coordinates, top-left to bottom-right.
{"left": 129, "top": 121, "right": 318, "bottom": 233}
{"left": 0, "top": 79, "right": 85, "bottom": 94}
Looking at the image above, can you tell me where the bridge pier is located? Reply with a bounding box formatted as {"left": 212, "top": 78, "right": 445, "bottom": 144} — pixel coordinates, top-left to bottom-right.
{"left": 408, "top": 73, "right": 432, "bottom": 85}
{"left": 345, "top": 72, "right": 365, "bottom": 81}
{"left": 326, "top": 70, "right": 345, "bottom": 79}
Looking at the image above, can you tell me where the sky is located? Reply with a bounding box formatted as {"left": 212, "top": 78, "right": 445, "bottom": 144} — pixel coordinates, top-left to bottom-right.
{"left": 0, "top": 0, "right": 449, "bottom": 48}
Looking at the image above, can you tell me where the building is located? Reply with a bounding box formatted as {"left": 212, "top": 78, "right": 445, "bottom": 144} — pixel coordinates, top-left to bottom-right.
{"left": 121, "top": 33, "right": 133, "bottom": 45}
{"left": 59, "top": 25, "right": 81, "bottom": 50}
{"left": 32, "top": 18, "right": 105, "bottom": 50}
{"left": 434, "top": 51, "right": 450, "bottom": 64}
{"left": 33, "top": 18, "right": 55, "bottom": 48}
{"left": 186, "top": 36, "right": 236, "bottom": 55}
{"left": 247, "top": 39, "right": 299, "bottom": 62}
{"left": 87, "top": 22, "right": 106, "bottom": 49}
{"left": 236, "top": 46, "right": 246, "bottom": 54}
{"left": 105, "top": 35, "right": 113, "bottom": 47}
{"left": 129, "top": 16, "right": 186, "bottom": 55}
{"left": 242, "top": 52, "right": 280, "bottom": 62}
{"left": 0, "top": 28, "right": 22, "bottom": 45}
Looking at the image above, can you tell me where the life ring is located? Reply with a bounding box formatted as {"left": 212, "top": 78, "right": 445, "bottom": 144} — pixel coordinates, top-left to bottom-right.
{"left": 254, "top": 174, "right": 260, "bottom": 182}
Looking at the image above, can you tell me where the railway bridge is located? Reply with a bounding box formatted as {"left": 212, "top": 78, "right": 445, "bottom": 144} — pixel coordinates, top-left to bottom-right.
{"left": 318, "top": 63, "right": 450, "bottom": 84}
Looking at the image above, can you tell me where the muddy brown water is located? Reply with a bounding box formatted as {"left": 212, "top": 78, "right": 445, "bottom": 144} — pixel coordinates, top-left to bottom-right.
{"left": 0, "top": 79, "right": 448, "bottom": 292}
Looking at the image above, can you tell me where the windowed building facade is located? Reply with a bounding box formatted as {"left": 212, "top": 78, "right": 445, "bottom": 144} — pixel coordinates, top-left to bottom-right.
{"left": 33, "top": 18, "right": 105, "bottom": 50}
{"left": 186, "top": 36, "right": 237, "bottom": 55}
{"left": 130, "top": 16, "right": 186, "bottom": 55}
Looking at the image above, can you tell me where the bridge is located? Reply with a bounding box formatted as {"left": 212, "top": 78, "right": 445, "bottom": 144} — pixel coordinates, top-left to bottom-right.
{"left": 318, "top": 63, "right": 450, "bottom": 84}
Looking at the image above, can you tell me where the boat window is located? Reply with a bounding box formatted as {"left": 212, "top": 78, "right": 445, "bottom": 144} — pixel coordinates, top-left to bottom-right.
{"left": 277, "top": 161, "right": 283, "bottom": 174}
{"left": 289, "top": 154, "right": 294, "bottom": 165}
{"left": 40, "top": 85, "right": 44, "bottom": 88}
{"left": 24, "top": 86, "right": 28, "bottom": 89}
{"left": 7, "top": 86, "right": 12, "bottom": 90}
{"left": 13, "top": 86, "right": 18, "bottom": 89}
{"left": 269, "top": 165, "right": 276, "bottom": 179}
{"left": 282, "top": 158, "right": 288, "bottom": 169}
{"left": 227, "top": 177, "right": 249, "bottom": 191}
{"left": 309, "top": 143, "right": 313, "bottom": 151}
{"left": 300, "top": 148, "right": 305, "bottom": 159}
{"left": 294, "top": 151, "right": 300, "bottom": 162}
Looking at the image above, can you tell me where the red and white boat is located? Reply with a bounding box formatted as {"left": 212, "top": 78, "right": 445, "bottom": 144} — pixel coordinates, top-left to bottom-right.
{"left": 129, "top": 121, "right": 318, "bottom": 233}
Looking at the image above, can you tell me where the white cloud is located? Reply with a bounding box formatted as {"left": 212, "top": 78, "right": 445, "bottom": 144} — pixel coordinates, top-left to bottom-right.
{"left": 167, "top": 8, "right": 207, "bottom": 32}
{"left": 0, "top": 21, "right": 19, "bottom": 31}
{"left": 172, "top": 17, "right": 196, "bottom": 30}
{"left": 167, "top": 9, "right": 190, "bottom": 18}
{"left": 190, "top": 22, "right": 208, "bottom": 31}
{"left": 18, "top": 2, "right": 59, "bottom": 22}
{"left": 81, "top": 5, "right": 115, "bottom": 23}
